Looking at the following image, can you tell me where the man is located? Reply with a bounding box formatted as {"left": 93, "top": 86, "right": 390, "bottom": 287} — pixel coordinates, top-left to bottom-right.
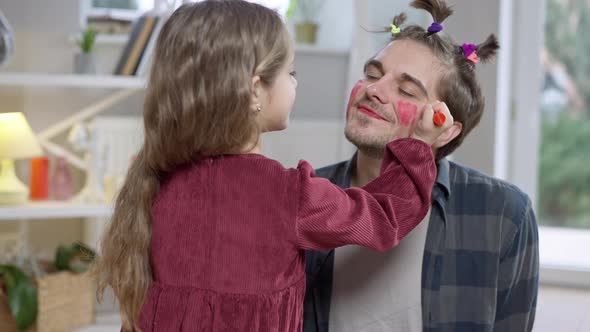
{"left": 303, "top": 1, "right": 539, "bottom": 331}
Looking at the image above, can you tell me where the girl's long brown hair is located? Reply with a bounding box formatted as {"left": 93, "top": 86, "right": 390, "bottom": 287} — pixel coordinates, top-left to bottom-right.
{"left": 92, "top": 1, "right": 291, "bottom": 330}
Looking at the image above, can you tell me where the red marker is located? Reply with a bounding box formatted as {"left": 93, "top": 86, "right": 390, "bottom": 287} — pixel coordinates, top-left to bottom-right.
{"left": 433, "top": 112, "right": 446, "bottom": 127}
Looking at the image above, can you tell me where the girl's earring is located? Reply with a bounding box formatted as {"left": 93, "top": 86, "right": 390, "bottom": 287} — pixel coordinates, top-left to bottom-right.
{"left": 256, "top": 104, "right": 262, "bottom": 113}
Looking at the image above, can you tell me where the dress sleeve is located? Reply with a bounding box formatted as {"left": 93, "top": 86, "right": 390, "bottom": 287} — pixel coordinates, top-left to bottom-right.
{"left": 295, "top": 138, "right": 436, "bottom": 252}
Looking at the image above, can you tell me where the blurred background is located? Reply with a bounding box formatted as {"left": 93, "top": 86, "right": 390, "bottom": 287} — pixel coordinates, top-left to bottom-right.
{"left": 0, "top": 0, "right": 588, "bottom": 331}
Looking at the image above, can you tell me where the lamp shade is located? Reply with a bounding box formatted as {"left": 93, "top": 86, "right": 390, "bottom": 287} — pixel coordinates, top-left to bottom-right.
{"left": 0, "top": 112, "right": 42, "bottom": 159}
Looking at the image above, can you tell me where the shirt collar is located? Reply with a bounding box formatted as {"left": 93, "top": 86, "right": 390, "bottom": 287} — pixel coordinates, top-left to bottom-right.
{"left": 435, "top": 158, "right": 451, "bottom": 199}
{"left": 345, "top": 153, "right": 452, "bottom": 200}
{"left": 337, "top": 152, "right": 356, "bottom": 189}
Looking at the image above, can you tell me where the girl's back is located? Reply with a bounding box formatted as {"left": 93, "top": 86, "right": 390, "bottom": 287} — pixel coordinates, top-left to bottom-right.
{"left": 144, "top": 154, "right": 305, "bottom": 330}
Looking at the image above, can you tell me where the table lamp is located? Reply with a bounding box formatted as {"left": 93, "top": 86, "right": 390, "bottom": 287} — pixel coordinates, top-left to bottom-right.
{"left": 0, "top": 112, "right": 43, "bottom": 205}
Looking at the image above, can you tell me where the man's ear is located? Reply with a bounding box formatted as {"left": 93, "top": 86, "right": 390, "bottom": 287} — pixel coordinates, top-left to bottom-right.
{"left": 433, "top": 121, "right": 462, "bottom": 149}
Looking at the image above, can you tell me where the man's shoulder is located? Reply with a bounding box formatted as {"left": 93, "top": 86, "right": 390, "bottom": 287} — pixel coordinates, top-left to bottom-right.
{"left": 314, "top": 160, "right": 349, "bottom": 184}
{"left": 448, "top": 161, "right": 533, "bottom": 218}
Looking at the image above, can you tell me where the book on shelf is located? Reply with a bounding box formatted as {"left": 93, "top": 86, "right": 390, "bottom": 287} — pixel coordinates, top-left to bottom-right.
{"left": 114, "top": 12, "right": 163, "bottom": 76}
{"left": 135, "top": 11, "right": 169, "bottom": 77}
{"left": 87, "top": 15, "right": 133, "bottom": 35}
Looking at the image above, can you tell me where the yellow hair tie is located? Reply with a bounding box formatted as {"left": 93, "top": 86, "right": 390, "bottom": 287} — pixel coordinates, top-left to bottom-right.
{"left": 390, "top": 24, "right": 401, "bottom": 35}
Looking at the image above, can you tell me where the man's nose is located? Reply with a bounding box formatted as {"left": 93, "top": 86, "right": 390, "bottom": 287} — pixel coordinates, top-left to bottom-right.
{"left": 366, "top": 78, "right": 390, "bottom": 104}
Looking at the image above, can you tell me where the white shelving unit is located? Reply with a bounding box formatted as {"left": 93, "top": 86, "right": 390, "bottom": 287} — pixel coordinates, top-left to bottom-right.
{"left": 0, "top": 71, "right": 139, "bottom": 257}
{"left": 0, "top": 72, "right": 146, "bottom": 89}
{"left": 69, "top": 32, "right": 351, "bottom": 57}
{"left": 0, "top": 202, "right": 111, "bottom": 221}
{"left": 69, "top": 33, "right": 129, "bottom": 46}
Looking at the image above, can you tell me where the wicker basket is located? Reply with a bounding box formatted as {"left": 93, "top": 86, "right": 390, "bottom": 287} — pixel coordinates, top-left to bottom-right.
{"left": 0, "top": 271, "right": 96, "bottom": 332}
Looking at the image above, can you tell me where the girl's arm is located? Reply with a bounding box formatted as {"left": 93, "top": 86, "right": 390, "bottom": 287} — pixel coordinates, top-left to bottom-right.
{"left": 295, "top": 138, "right": 436, "bottom": 252}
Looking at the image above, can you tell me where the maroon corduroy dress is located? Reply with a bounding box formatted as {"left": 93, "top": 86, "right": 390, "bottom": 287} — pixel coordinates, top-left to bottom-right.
{"left": 137, "top": 138, "right": 436, "bottom": 331}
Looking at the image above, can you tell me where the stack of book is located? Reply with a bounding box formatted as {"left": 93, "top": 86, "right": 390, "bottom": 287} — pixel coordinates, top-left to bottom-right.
{"left": 87, "top": 15, "right": 133, "bottom": 35}
{"left": 114, "top": 12, "right": 167, "bottom": 76}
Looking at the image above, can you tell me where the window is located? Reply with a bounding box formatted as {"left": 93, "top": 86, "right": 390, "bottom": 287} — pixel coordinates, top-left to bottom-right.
{"left": 510, "top": 0, "right": 590, "bottom": 286}
{"left": 85, "top": 0, "right": 155, "bottom": 21}
{"left": 91, "top": 0, "right": 154, "bottom": 11}
{"left": 539, "top": 0, "right": 590, "bottom": 230}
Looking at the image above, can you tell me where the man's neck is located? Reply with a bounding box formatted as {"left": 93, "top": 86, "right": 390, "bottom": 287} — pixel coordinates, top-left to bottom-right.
{"left": 351, "top": 150, "right": 383, "bottom": 187}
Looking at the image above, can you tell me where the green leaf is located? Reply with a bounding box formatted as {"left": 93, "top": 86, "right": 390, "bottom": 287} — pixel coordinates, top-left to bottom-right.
{"left": 0, "top": 265, "right": 38, "bottom": 331}
{"left": 54, "top": 242, "right": 96, "bottom": 273}
{"left": 9, "top": 280, "right": 37, "bottom": 330}
{"left": 54, "top": 245, "right": 74, "bottom": 271}
{"left": 73, "top": 242, "right": 96, "bottom": 262}
{"left": 78, "top": 27, "right": 97, "bottom": 53}
{"left": 286, "top": 0, "right": 297, "bottom": 21}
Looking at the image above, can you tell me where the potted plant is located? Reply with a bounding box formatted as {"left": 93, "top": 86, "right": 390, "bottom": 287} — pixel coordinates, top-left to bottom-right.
{"left": 0, "top": 242, "right": 96, "bottom": 331}
{"left": 291, "top": 0, "right": 325, "bottom": 44}
{"left": 74, "top": 27, "right": 97, "bottom": 74}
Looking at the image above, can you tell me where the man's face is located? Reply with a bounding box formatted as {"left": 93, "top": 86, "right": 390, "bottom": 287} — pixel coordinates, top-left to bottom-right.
{"left": 345, "top": 39, "right": 444, "bottom": 156}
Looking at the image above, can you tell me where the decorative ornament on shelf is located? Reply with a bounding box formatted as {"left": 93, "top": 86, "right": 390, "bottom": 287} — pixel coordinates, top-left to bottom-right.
{"left": 291, "top": 0, "right": 326, "bottom": 45}
{"left": 0, "top": 113, "right": 43, "bottom": 205}
{"left": 74, "top": 27, "right": 97, "bottom": 74}
{"left": 29, "top": 157, "right": 49, "bottom": 201}
{"left": 0, "top": 9, "right": 14, "bottom": 67}
{"left": 67, "top": 122, "right": 103, "bottom": 203}
{"left": 49, "top": 156, "right": 73, "bottom": 201}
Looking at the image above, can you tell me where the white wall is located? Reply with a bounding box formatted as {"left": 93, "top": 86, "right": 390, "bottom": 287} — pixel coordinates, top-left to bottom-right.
{"left": 442, "top": 0, "right": 503, "bottom": 176}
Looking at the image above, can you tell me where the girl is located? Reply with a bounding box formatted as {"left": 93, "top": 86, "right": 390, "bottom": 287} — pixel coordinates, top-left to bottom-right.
{"left": 94, "top": 1, "right": 453, "bottom": 331}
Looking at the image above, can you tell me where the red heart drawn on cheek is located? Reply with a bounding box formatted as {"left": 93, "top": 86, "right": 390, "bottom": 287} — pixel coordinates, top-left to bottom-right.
{"left": 396, "top": 100, "right": 418, "bottom": 126}
{"left": 346, "top": 80, "right": 364, "bottom": 118}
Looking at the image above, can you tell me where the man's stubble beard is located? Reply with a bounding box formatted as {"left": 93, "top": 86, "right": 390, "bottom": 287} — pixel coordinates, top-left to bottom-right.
{"left": 344, "top": 117, "right": 395, "bottom": 159}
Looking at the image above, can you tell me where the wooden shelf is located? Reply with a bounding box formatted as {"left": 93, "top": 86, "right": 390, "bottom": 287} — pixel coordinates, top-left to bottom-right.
{"left": 0, "top": 201, "right": 112, "bottom": 220}
{"left": 69, "top": 33, "right": 129, "bottom": 46}
{"left": 0, "top": 72, "right": 146, "bottom": 89}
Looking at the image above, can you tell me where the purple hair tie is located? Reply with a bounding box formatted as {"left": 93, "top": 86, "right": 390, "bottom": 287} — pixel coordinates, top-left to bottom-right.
{"left": 462, "top": 43, "right": 479, "bottom": 64}
{"left": 462, "top": 43, "right": 477, "bottom": 57}
{"left": 427, "top": 22, "right": 443, "bottom": 34}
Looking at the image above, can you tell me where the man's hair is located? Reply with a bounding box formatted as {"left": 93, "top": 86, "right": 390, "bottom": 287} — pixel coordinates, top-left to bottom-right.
{"left": 391, "top": 0, "right": 500, "bottom": 159}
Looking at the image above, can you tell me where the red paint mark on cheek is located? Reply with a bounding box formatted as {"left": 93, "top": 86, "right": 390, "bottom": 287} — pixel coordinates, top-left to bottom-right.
{"left": 396, "top": 100, "right": 418, "bottom": 126}
{"left": 346, "top": 80, "right": 364, "bottom": 118}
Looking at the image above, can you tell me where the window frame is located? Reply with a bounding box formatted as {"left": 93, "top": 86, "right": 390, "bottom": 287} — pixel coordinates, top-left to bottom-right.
{"left": 81, "top": 0, "right": 156, "bottom": 22}
{"left": 509, "top": 0, "right": 590, "bottom": 287}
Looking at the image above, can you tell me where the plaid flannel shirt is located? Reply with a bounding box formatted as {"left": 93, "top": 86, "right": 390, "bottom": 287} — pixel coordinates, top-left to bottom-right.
{"left": 303, "top": 157, "right": 539, "bottom": 332}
